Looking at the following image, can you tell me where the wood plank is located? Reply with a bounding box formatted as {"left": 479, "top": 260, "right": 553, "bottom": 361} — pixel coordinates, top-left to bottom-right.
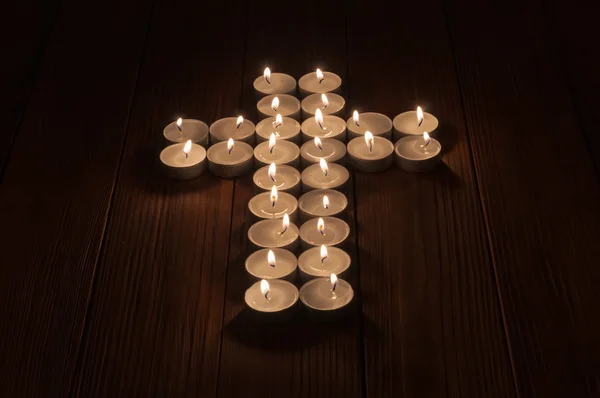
{"left": 70, "top": 0, "right": 246, "bottom": 396}
{"left": 346, "top": 0, "right": 517, "bottom": 396}
{"left": 216, "top": 1, "right": 364, "bottom": 396}
{"left": 0, "top": 0, "right": 152, "bottom": 395}
{"left": 445, "top": 0, "right": 600, "bottom": 395}
{"left": 0, "top": 0, "right": 59, "bottom": 174}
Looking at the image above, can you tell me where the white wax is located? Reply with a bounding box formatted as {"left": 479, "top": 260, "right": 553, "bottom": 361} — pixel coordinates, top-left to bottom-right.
{"left": 299, "top": 277, "right": 353, "bottom": 311}
{"left": 393, "top": 110, "right": 439, "bottom": 140}
{"left": 248, "top": 219, "right": 299, "bottom": 251}
{"left": 207, "top": 140, "right": 254, "bottom": 178}
{"left": 300, "top": 138, "right": 346, "bottom": 167}
{"left": 253, "top": 140, "right": 300, "bottom": 168}
{"left": 298, "top": 71, "right": 342, "bottom": 97}
{"left": 347, "top": 136, "right": 394, "bottom": 172}
{"left": 163, "top": 119, "right": 209, "bottom": 147}
{"left": 248, "top": 191, "right": 298, "bottom": 221}
{"left": 257, "top": 94, "right": 301, "bottom": 120}
{"left": 245, "top": 248, "right": 298, "bottom": 280}
{"left": 299, "top": 216, "right": 350, "bottom": 248}
{"left": 301, "top": 163, "right": 349, "bottom": 192}
{"left": 298, "top": 189, "right": 347, "bottom": 221}
{"left": 297, "top": 246, "right": 351, "bottom": 279}
{"left": 209, "top": 117, "right": 255, "bottom": 145}
{"left": 253, "top": 73, "right": 297, "bottom": 97}
{"left": 253, "top": 165, "right": 301, "bottom": 197}
{"left": 159, "top": 142, "right": 206, "bottom": 180}
{"left": 301, "top": 93, "right": 345, "bottom": 119}
{"left": 394, "top": 136, "right": 442, "bottom": 172}
{"left": 245, "top": 279, "right": 299, "bottom": 313}
{"left": 255, "top": 116, "right": 301, "bottom": 145}
{"left": 301, "top": 115, "right": 347, "bottom": 142}
{"left": 346, "top": 112, "right": 392, "bottom": 141}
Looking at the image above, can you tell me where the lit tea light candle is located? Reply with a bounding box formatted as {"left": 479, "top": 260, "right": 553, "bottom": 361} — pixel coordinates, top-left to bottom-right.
{"left": 299, "top": 216, "right": 350, "bottom": 249}
{"left": 248, "top": 214, "right": 299, "bottom": 252}
{"left": 163, "top": 117, "right": 209, "bottom": 147}
{"left": 299, "top": 273, "right": 353, "bottom": 314}
{"left": 298, "top": 245, "right": 351, "bottom": 279}
{"left": 255, "top": 115, "right": 301, "bottom": 145}
{"left": 301, "top": 158, "right": 349, "bottom": 192}
{"left": 248, "top": 186, "right": 299, "bottom": 222}
{"left": 346, "top": 111, "right": 392, "bottom": 141}
{"left": 159, "top": 139, "right": 206, "bottom": 180}
{"left": 347, "top": 131, "right": 394, "bottom": 172}
{"left": 253, "top": 67, "right": 297, "bottom": 97}
{"left": 300, "top": 137, "right": 346, "bottom": 167}
{"left": 209, "top": 116, "right": 255, "bottom": 145}
{"left": 207, "top": 138, "right": 254, "bottom": 178}
{"left": 394, "top": 131, "right": 442, "bottom": 172}
{"left": 301, "top": 92, "right": 345, "bottom": 119}
{"left": 257, "top": 94, "right": 301, "bottom": 120}
{"left": 245, "top": 248, "right": 298, "bottom": 281}
{"left": 245, "top": 279, "right": 299, "bottom": 315}
{"left": 253, "top": 163, "right": 301, "bottom": 197}
{"left": 393, "top": 106, "right": 439, "bottom": 140}
{"left": 298, "top": 68, "right": 342, "bottom": 97}
{"left": 301, "top": 110, "right": 346, "bottom": 142}
{"left": 298, "top": 188, "right": 348, "bottom": 222}
{"left": 253, "top": 134, "right": 300, "bottom": 168}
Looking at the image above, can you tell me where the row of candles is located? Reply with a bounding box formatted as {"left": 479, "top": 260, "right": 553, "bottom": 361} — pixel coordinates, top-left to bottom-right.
{"left": 159, "top": 68, "right": 443, "bottom": 318}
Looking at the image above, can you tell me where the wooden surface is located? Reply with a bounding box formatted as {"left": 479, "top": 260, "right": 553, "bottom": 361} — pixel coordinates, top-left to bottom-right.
{"left": 1, "top": 0, "right": 599, "bottom": 396}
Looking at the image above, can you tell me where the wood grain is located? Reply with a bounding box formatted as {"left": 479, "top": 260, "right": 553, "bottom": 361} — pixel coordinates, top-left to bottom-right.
{"left": 69, "top": 0, "right": 246, "bottom": 396}
{"left": 0, "top": 0, "right": 152, "bottom": 395}
{"left": 445, "top": 0, "right": 600, "bottom": 395}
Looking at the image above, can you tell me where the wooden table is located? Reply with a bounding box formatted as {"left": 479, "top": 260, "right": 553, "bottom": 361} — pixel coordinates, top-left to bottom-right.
{"left": 1, "top": 0, "right": 599, "bottom": 396}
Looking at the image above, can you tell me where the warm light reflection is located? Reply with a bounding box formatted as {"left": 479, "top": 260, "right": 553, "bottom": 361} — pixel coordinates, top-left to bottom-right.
{"left": 320, "top": 245, "right": 328, "bottom": 264}
{"left": 270, "top": 185, "right": 278, "bottom": 207}
{"left": 227, "top": 138, "right": 234, "bottom": 154}
{"left": 314, "top": 136, "right": 323, "bottom": 151}
{"left": 321, "top": 93, "right": 329, "bottom": 109}
{"left": 365, "top": 131, "right": 374, "bottom": 152}
{"left": 260, "top": 279, "right": 270, "bottom": 300}
{"left": 319, "top": 158, "right": 329, "bottom": 177}
{"left": 317, "top": 217, "right": 325, "bottom": 236}
{"left": 183, "top": 139, "right": 192, "bottom": 158}
{"left": 416, "top": 106, "right": 424, "bottom": 127}
{"left": 264, "top": 67, "right": 271, "bottom": 85}
{"left": 315, "top": 108, "right": 325, "bottom": 130}
{"left": 271, "top": 96, "right": 280, "bottom": 112}
{"left": 316, "top": 68, "right": 324, "bottom": 83}
{"left": 268, "top": 162, "right": 277, "bottom": 182}
{"left": 236, "top": 115, "right": 244, "bottom": 129}
{"left": 268, "top": 249, "right": 276, "bottom": 267}
{"left": 323, "top": 195, "right": 329, "bottom": 209}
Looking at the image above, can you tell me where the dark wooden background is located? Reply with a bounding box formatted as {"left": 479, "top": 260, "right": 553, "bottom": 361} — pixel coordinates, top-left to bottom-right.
{"left": 1, "top": 0, "right": 599, "bottom": 396}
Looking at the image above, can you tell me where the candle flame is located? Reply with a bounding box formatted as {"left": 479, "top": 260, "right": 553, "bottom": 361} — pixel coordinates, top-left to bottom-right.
{"left": 416, "top": 106, "right": 424, "bottom": 127}
{"left": 271, "top": 96, "right": 280, "bottom": 112}
{"left": 268, "top": 162, "right": 276, "bottom": 182}
{"left": 264, "top": 67, "right": 271, "bottom": 85}
{"left": 183, "top": 139, "right": 192, "bottom": 158}
{"left": 317, "top": 217, "right": 325, "bottom": 236}
{"left": 267, "top": 249, "right": 276, "bottom": 267}
{"left": 365, "top": 131, "right": 374, "bottom": 152}
{"left": 176, "top": 118, "right": 183, "bottom": 131}
{"left": 270, "top": 185, "right": 278, "bottom": 207}
{"left": 320, "top": 245, "right": 328, "bottom": 263}
{"left": 315, "top": 108, "right": 325, "bottom": 130}
{"left": 319, "top": 158, "right": 329, "bottom": 177}
{"left": 260, "top": 279, "right": 270, "bottom": 300}
{"left": 274, "top": 114, "right": 283, "bottom": 128}
{"left": 353, "top": 110, "right": 359, "bottom": 126}
{"left": 227, "top": 138, "right": 234, "bottom": 154}
{"left": 423, "top": 131, "right": 431, "bottom": 147}
{"left": 269, "top": 133, "right": 276, "bottom": 153}
{"left": 323, "top": 195, "right": 329, "bottom": 209}
{"left": 314, "top": 136, "right": 323, "bottom": 151}
{"left": 316, "top": 68, "right": 324, "bottom": 83}
{"left": 281, "top": 213, "right": 290, "bottom": 234}
{"left": 330, "top": 273, "right": 338, "bottom": 292}
{"left": 321, "top": 93, "right": 329, "bottom": 109}
{"left": 236, "top": 115, "right": 244, "bottom": 129}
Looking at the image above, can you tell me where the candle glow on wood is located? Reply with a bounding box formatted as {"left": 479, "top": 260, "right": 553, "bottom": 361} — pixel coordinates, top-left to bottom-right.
{"left": 280, "top": 213, "right": 290, "bottom": 234}
{"left": 227, "top": 138, "right": 234, "bottom": 154}
{"left": 353, "top": 110, "right": 359, "bottom": 126}
{"left": 323, "top": 195, "right": 329, "bottom": 209}
{"left": 236, "top": 115, "right": 244, "bottom": 129}
{"left": 274, "top": 114, "right": 283, "bottom": 128}
{"left": 321, "top": 93, "right": 329, "bottom": 109}
{"left": 260, "top": 279, "right": 271, "bottom": 300}
{"left": 320, "top": 244, "right": 328, "bottom": 264}
{"left": 268, "top": 249, "right": 276, "bottom": 268}
{"left": 314, "top": 136, "right": 323, "bottom": 151}
{"left": 264, "top": 67, "right": 271, "bottom": 85}
{"left": 176, "top": 117, "right": 183, "bottom": 132}
{"left": 416, "top": 106, "right": 424, "bottom": 127}
{"left": 269, "top": 133, "right": 277, "bottom": 153}
{"left": 317, "top": 217, "right": 325, "bottom": 236}
{"left": 268, "top": 162, "right": 277, "bottom": 182}
{"left": 319, "top": 158, "right": 329, "bottom": 177}
{"left": 183, "top": 139, "right": 192, "bottom": 159}
{"left": 365, "top": 131, "right": 374, "bottom": 152}
{"left": 270, "top": 185, "right": 278, "bottom": 207}
{"left": 315, "top": 108, "right": 325, "bottom": 130}
{"left": 271, "top": 96, "right": 280, "bottom": 112}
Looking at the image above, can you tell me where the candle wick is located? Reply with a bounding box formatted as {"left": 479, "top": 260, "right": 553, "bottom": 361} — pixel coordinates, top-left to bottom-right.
{"left": 184, "top": 153, "right": 188, "bottom": 159}
{"left": 279, "top": 226, "right": 287, "bottom": 235}
{"left": 369, "top": 141, "right": 373, "bottom": 152}
{"left": 265, "top": 291, "right": 270, "bottom": 300}
{"left": 318, "top": 121, "right": 325, "bottom": 130}
{"left": 321, "top": 256, "right": 327, "bottom": 264}
{"left": 320, "top": 229, "right": 326, "bottom": 236}
{"left": 324, "top": 204, "right": 329, "bottom": 209}
{"left": 319, "top": 77, "right": 324, "bottom": 84}
{"left": 418, "top": 118, "right": 424, "bottom": 127}
{"left": 270, "top": 176, "right": 276, "bottom": 182}
{"left": 272, "top": 200, "right": 276, "bottom": 207}
{"left": 424, "top": 138, "right": 431, "bottom": 147}
{"left": 356, "top": 121, "right": 360, "bottom": 126}
{"left": 228, "top": 147, "right": 233, "bottom": 155}
{"left": 266, "top": 76, "right": 271, "bottom": 85}
{"left": 318, "top": 144, "right": 323, "bottom": 151}
{"left": 269, "top": 147, "right": 274, "bottom": 154}
{"left": 331, "top": 282, "right": 337, "bottom": 292}
{"left": 176, "top": 125, "right": 182, "bottom": 132}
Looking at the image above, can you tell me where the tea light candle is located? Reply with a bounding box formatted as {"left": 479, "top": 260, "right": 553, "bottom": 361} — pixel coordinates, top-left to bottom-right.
{"left": 245, "top": 248, "right": 298, "bottom": 281}
{"left": 301, "top": 93, "right": 345, "bottom": 119}
{"left": 207, "top": 138, "right": 253, "bottom": 178}
{"left": 253, "top": 67, "right": 297, "bottom": 97}
{"left": 301, "top": 159, "right": 349, "bottom": 192}
{"left": 253, "top": 134, "right": 300, "bottom": 168}
{"left": 347, "top": 131, "right": 394, "bottom": 172}
{"left": 253, "top": 163, "right": 301, "bottom": 197}
{"left": 257, "top": 94, "right": 301, "bottom": 120}
{"left": 347, "top": 111, "right": 392, "bottom": 141}
{"left": 248, "top": 187, "right": 299, "bottom": 222}
{"left": 163, "top": 118, "right": 209, "bottom": 147}
{"left": 299, "top": 274, "right": 353, "bottom": 313}
{"left": 299, "top": 216, "right": 350, "bottom": 249}
{"left": 300, "top": 137, "right": 347, "bottom": 167}
{"left": 209, "top": 116, "right": 255, "bottom": 145}
{"left": 245, "top": 279, "right": 299, "bottom": 314}
{"left": 248, "top": 215, "right": 299, "bottom": 252}
{"left": 395, "top": 132, "right": 442, "bottom": 172}
{"left": 159, "top": 140, "right": 206, "bottom": 180}
{"left": 301, "top": 109, "right": 347, "bottom": 142}
{"left": 393, "top": 106, "right": 439, "bottom": 140}
{"left": 255, "top": 114, "right": 301, "bottom": 145}
{"left": 298, "top": 68, "right": 342, "bottom": 97}
{"left": 298, "top": 245, "right": 351, "bottom": 279}
{"left": 298, "top": 188, "right": 347, "bottom": 222}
